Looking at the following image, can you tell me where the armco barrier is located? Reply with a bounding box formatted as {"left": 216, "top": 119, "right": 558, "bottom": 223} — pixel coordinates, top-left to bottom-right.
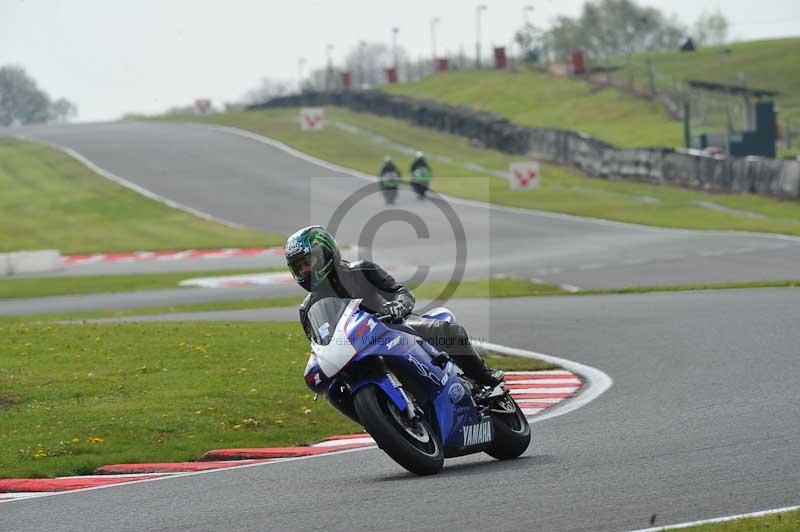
{"left": 249, "top": 91, "right": 800, "bottom": 200}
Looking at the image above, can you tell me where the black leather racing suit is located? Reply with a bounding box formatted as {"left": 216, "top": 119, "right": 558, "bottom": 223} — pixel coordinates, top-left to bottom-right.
{"left": 298, "top": 260, "right": 492, "bottom": 382}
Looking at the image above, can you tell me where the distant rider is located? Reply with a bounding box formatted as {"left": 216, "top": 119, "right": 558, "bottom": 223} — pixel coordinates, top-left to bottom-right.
{"left": 285, "top": 225, "right": 503, "bottom": 388}
{"left": 410, "top": 151, "right": 431, "bottom": 176}
{"left": 379, "top": 156, "right": 401, "bottom": 180}
{"left": 409, "top": 151, "right": 433, "bottom": 198}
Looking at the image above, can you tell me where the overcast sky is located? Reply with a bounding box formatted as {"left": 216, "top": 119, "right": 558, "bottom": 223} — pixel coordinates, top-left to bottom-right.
{"left": 2, "top": 0, "right": 798, "bottom": 122}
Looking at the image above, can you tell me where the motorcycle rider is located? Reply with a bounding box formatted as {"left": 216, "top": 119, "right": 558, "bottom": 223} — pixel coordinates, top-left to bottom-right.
{"left": 379, "top": 156, "right": 401, "bottom": 179}
{"left": 409, "top": 151, "right": 432, "bottom": 198}
{"left": 285, "top": 225, "right": 503, "bottom": 388}
{"left": 410, "top": 151, "right": 431, "bottom": 175}
{"left": 378, "top": 156, "right": 401, "bottom": 204}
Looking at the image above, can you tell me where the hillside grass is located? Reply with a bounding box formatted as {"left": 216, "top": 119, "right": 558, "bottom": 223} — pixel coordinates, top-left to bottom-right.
{"left": 623, "top": 38, "right": 800, "bottom": 123}
{"left": 0, "top": 137, "right": 280, "bottom": 254}
{"left": 386, "top": 38, "right": 800, "bottom": 152}
{"left": 153, "top": 108, "right": 800, "bottom": 236}
{"left": 384, "top": 68, "right": 682, "bottom": 148}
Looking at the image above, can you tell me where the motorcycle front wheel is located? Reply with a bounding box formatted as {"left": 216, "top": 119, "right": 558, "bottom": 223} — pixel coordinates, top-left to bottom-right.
{"left": 484, "top": 393, "right": 531, "bottom": 460}
{"left": 353, "top": 385, "right": 444, "bottom": 475}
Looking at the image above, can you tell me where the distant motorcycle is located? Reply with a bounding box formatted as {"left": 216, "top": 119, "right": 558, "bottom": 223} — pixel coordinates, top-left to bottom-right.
{"left": 303, "top": 297, "right": 531, "bottom": 475}
{"left": 410, "top": 167, "right": 432, "bottom": 199}
{"left": 379, "top": 171, "right": 401, "bottom": 204}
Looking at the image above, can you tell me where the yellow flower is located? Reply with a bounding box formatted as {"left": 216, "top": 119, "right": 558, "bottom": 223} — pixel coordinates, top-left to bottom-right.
{"left": 195, "top": 410, "right": 203, "bottom": 415}
{"left": 232, "top": 424, "right": 241, "bottom": 430}
{"left": 238, "top": 368, "right": 248, "bottom": 374}
{"left": 71, "top": 437, "right": 79, "bottom": 443}
{"left": 87, "top": 436, "right": 104, "bottom": 444}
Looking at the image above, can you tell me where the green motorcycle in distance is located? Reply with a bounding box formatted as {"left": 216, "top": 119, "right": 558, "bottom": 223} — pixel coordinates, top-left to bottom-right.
{"left": 379, "top": 171, "right": 401, "bottom": 204}
{"left": 411, "top": 167, "right": 432, "bottom": 199}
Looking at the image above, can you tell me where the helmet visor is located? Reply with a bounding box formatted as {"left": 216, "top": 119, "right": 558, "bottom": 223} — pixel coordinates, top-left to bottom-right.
{"left": 287, "top": 246, "right": 325, "bottom": 283}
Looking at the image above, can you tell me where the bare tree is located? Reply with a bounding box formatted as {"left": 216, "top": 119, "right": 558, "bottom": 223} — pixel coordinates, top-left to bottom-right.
{"left": 344, "top": 42, "right": 408, "bottom": 88}
{"left": 241, "top": 78, "right": 292, "bottom": 105}
{"left": 49, "top": 98, "right": 78, "bottom": 123}
{"left": 693, "top": 11, "right": 729, "bottom": 46}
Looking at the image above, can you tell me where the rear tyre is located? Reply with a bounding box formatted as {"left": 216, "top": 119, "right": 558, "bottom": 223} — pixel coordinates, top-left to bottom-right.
{"left": 353, "top": 385, "right": 443, "bottom": 475}
{"left": 485, "top": 394, "right": 531, "bottom": 460}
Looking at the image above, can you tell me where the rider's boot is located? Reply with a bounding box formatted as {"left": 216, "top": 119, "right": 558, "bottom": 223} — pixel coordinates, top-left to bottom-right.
{"left": 457, "top": 347, "right": 505, "bottom": 388}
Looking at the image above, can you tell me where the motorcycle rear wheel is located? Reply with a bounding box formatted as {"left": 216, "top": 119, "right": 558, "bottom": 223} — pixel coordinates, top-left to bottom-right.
{"left": 354, "top": 385, "right": 444, "bottom": 475}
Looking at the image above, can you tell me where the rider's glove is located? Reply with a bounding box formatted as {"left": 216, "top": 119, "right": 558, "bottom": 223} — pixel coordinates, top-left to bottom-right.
{"left": 381, "top": 300, "right": 410, "bottom": 321}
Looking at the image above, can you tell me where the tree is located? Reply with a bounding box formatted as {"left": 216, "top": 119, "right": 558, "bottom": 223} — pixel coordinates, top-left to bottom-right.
{"left": 514, "top": 23, "right": 544, "bottom": 63}
{"left": 693, "top": 11, "right": 729, "bottom": 46}
{"left": 539, "top": 0, "right": 686, "bottom": 61}
{"left": 344, "top": 42, "right": 409, "bottom": 88}
{"left": 49, "top": 98, "right": 78, "bottom": 123}
{"left": 0, "top": 65, "right": 77, "bottom": 126}
{"left": 241, "top": 78, "right": 291, "bottom": 105}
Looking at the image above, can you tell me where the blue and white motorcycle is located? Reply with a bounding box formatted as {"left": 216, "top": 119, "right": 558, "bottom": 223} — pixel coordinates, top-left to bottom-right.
{"left": 303, "top": 297, "right": 531, "bottom": 475}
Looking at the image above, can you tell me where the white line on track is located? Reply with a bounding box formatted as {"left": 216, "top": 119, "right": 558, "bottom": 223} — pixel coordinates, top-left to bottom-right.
{"left": 627, "top": 504, "right": 800, "bottom": 532}
{"left": 0, "top": 341, "right": 611, "bottom": 505}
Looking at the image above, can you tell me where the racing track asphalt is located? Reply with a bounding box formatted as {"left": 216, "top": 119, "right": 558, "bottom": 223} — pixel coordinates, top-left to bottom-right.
{"left": 3, "top": 120, "right": 800, "bottom": 317}
{"left": 1, "top": 288, "right": 798, "bottom": 532}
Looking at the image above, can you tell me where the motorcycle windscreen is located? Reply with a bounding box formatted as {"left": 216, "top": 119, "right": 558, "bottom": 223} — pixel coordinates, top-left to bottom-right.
{"left": 306, "top": 297, "right": 351, "bottom": 345}
{"left": 308, "top": 297, "right": 361, "bottom": 378}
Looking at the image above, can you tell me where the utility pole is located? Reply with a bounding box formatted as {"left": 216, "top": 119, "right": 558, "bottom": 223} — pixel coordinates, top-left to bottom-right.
{"left": 325, "top": 44, "right": 334, "bottom": 91}
{"left": 523, "top": 5, "right": 534, "bottom": 26}
{"left": 392, "top": 27, "right": 399, "bottom": 72}
{"left": 297, "top": 57, "right": 306, "bottom": 91}
{"left": 475, "top": 4, "right": 487, "bottom": 68}
{"left": 431, "top": 17, "right": 440, "bottom": 64}
{"left": 359, "top": 40, "right": 367, "bottom": 88}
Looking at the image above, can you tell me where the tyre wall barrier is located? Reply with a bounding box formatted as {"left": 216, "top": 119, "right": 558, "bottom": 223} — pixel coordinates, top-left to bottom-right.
{"left": 249, "top": 91, "right": 800, "bottom": 200}
{"left": 0, "top": 250, "right": 62, "bottom": 276}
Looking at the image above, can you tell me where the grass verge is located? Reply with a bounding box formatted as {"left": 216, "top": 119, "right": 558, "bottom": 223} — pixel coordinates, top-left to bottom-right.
{"left": 153, "top": 108, "right": 800, "bottom": 236}
{"left": 0, "top": 268, "right": 284, "bottom": 300}
{"left": 665, "top": 508, "right": 800, "bottom": 531}
{"left": 0, "top": 137, "right": 280, "bottom": 254}
{"left": 0, "top": 320, "right": 557, "bottom": 478}
{"left": 0, "top": 321, "right": 356, "bottom": 478}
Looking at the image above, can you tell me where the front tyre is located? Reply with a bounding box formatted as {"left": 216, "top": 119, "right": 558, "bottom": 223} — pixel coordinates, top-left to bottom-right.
{"left": 485, "top": 394, "right": 531, "bottom": 460}
{"left": 353, "top": 385, "right": 443, "bottom": 475}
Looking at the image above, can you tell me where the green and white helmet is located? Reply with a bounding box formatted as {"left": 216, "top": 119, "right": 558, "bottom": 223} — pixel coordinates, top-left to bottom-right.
{"left": 285, "top": 225, "right": 340, "bottom": 291}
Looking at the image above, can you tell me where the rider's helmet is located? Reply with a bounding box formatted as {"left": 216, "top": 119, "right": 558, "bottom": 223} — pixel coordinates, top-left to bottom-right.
{"left": 414, "top": 151, "right": 425, "bottom": 159}
{"left": 383, "top": 155, "right": 392, "bottom": 163}
{"left": 285, "top": 225, "right": 340, "bottom": 292}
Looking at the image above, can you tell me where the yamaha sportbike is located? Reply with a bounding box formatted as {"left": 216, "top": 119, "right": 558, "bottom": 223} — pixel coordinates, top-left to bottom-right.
{"left": 303, "top": 297, "right": 531, "bottom": 475}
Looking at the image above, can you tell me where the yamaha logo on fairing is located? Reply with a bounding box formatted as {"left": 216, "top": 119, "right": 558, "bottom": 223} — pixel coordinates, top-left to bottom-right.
{"left": 462, "top": 418, "right": 492, "bottom": 447}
